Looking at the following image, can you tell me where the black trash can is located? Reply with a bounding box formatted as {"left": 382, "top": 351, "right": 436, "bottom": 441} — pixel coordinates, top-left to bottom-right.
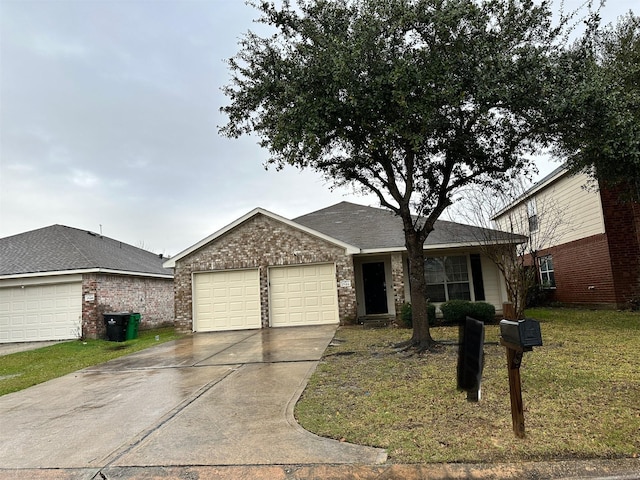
{"left": 104, "top": 313, "right": 129, "bottom": 342}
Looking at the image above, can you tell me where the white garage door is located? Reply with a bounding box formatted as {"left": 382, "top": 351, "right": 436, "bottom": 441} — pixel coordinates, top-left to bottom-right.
{"left": 0, "top": 282, "right": 82, "bottom": 343}
{"left": 269, "top": 263, "right": 339, "bottom": 327}
{"left": 193, "top": 269, "right": 261, "bottom": 332}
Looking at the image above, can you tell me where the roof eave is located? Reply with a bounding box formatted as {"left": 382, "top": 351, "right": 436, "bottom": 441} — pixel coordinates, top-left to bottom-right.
{"left": 0, "top": 268, "right": 173, "bottom": 281}
{"left": 423, "top": 239, "right": 526, "bottom": 250}
{"left": 492, "top": 166, "right": 570, "bottom": 220}
{"left": 357, "top": 238, "right": 524, "bottom": 254}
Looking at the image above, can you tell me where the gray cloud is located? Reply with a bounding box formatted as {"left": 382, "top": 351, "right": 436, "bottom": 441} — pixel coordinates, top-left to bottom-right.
{"left": 0, "top": 0, "right": 635, "bottom": 255}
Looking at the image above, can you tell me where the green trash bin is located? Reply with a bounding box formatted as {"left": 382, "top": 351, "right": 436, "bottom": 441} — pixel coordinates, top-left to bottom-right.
{"left": 126, "top": 313, "right": 141, "bottom": 340}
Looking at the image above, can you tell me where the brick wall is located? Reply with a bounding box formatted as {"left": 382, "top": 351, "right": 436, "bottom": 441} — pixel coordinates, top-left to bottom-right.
{"left": 173, "top": 213, "right": 356, "bottom": 333}
{"left": 390, "top": 253, "right": 405, "bottom": 319}
{"left": 82, "top": 273, "right": 174, "bottom": 339}
{"left": 535, "top": 234, "right": 617, "bottom": 306}
{"left": 599, "top": 184, "right": 640, "bottom": 306}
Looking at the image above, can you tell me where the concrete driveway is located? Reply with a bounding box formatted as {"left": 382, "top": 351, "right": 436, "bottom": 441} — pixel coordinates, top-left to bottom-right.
{"left": 0, "top": 325, "right": 386, "bottom": 478}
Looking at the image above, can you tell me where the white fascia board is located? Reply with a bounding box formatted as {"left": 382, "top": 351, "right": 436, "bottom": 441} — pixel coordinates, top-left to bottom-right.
{"left": 358, "top": 238, "right": 523, "bottom": 255}
{"left": 358, "top": 247, "right": 406, "bottom": 254}
{"left": 0, "top": 268, "right": 173, "bottom": 281}
{"left": 0, "top": 273, "right": 84, "bottom": 287}
{"left": 164, "top": 207, "right": 360, "bottom": 268}
{"left": 422, "top": 239, "right": 525, "bottom": 250}
{"left": 492, "top": 166, "right": 569, "bottom": 220}
{"left": 95, "top": 268, "right": 173, "bottom": 279}
{"left": 255, "top": 208, "right": 360, "bottom": 253}
{"left": 164, "top": 208, "right": 265, "bottom": 268}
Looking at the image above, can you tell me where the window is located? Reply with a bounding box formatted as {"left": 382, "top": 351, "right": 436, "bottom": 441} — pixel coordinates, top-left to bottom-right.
{"left": 425, "top": 256, "right": 471, "bottom": 302}
{"left": 539, "top": 255, "right": 555, "bottom": 288}
{"left": 527, "top": 199, "right": 538, "bottom": 232}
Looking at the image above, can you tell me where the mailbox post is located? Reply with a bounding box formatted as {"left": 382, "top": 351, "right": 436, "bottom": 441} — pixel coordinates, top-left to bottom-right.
{"left": 499, "top": 318, "right": 542, "bottom": 438}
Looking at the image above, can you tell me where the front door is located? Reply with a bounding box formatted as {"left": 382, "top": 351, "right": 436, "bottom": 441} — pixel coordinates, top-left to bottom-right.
{"left": 362, "top": 262, "right": 388, "bottom": 314}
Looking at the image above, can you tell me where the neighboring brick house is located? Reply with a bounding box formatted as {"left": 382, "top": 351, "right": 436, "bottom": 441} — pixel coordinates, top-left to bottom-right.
{"left": 493, "top": 166, "right": 640, "bottom": 308}
{"left": 165, "top": 202, "right": 516, "bottom": 333}
{"left": 0, "top": 225, "right": 174, "bottom": 342}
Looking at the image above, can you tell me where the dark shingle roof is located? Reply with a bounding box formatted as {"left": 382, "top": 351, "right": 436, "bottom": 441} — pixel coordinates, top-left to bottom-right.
{"left": 0, "top": 225, "right": 172, "bottom": 277}
{"left": 294, "top": 202, "right": 522, "bottom": 250}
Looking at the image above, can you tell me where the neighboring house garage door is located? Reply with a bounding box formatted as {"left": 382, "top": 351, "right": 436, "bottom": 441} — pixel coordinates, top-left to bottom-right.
{"left": 269, "top": 263, "right": 339, "bottom": 327}
{"left": 193, "top": 269, "right": 261, "bottom": 332}
{"left": 0, "top": 281, "right": 82, "bottom": 343}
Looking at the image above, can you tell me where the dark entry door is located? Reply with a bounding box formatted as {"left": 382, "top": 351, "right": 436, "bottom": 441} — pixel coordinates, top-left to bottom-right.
{"left": 362, "top": 262, "right": 388, "bottom": 314}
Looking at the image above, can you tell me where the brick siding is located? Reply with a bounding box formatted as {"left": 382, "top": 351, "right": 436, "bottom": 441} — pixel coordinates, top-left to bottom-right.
{"left": 173, "top": 213, "right": 356, "bottom": 333}
{"left": 390, "top": 253, "right": 405, "bottom": 319}
{"left": 599, "top": 185, "right": 640, "bottom": 306}
{"left": 82, "top": 273, "right": 174, "bottom": 339}
{"left": 536, "top": 234, "right": 617, "bottom": 306}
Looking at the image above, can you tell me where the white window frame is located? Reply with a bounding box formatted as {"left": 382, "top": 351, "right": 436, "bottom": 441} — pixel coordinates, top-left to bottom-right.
{"left": 424, "top": 255, "right": 474, "bottom": 303}
{"left": 539, "top": 255, "right": 556, "bottom": 289}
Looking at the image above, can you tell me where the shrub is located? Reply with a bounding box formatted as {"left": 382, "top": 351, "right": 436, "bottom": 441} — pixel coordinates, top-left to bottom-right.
{"left": 400, "top": 302, "right": 436, "bottom": 328}
{"left": 526, "top": 283, "right": 552, "bottom": 308}
{"left": 440, "top": 300, "right": 496, "bottom": 324}
{"left": 440, "top": 300, "right": 468, "bottom": 324}
{"left": 469, "top": 302, "right": 496, "bottom": 323}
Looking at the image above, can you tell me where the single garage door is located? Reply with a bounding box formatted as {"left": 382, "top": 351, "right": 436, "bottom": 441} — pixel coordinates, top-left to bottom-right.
{"left": 269, "top": 263, "right": 339, "bottom": 327}
{"left": 0, "top": 282, "right": 82, "bottom": 343}
{"left": 193, "top": 269, "right": 261, "bottom": 332}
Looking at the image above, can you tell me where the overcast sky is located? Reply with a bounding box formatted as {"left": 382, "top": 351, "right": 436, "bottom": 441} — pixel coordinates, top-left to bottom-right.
{"left": 0, "top": 0, "right": 635, "bottom": 256}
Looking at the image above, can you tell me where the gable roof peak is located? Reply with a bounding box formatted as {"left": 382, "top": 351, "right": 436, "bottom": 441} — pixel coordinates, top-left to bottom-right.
{"left": 163, "top": 206, "right": 360, "bottom": 268}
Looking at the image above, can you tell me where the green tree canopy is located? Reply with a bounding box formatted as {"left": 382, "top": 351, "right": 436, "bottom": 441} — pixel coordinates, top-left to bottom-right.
{"left": 552, "top": 12, "right": 640, "bottom": 191}
{"left": 220, "top": 0, "right": 580, "bottom": 348}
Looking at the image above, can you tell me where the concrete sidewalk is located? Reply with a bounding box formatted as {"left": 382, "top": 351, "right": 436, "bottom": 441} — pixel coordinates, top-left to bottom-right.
{"left": 1, "top": 458, "right": 638, "bottom": 479}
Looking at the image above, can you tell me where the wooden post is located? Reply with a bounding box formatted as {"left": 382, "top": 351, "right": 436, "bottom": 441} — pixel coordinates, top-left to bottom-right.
{"left": 502, "top": 302, "right": 516, "bottom": 320}
{"left": 501, "top": 339, "right": 529, "bottom": 438}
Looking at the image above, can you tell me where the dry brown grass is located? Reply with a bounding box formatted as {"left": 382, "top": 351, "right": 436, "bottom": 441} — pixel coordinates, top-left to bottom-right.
{"left": 294, "top": 308, "right": 640, "bottom": 463}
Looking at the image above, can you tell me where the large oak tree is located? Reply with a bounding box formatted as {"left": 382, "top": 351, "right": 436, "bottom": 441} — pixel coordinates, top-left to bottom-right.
{"left": 220, "top": 0, "right": 575, "bottom": 350}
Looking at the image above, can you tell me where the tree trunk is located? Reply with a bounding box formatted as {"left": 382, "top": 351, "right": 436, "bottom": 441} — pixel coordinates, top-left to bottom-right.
{"left": 405, "top": 230, "right": 435, "bottom": 350}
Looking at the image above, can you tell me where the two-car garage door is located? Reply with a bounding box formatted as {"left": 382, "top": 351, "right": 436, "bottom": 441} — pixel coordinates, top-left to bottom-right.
{"left": 192, "top": 263, "right": 339, "bottom": 332}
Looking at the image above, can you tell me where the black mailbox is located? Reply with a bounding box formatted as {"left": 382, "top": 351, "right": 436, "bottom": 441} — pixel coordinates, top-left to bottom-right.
{"left": 499, "top": 318, "right": 543, "bottom": 348}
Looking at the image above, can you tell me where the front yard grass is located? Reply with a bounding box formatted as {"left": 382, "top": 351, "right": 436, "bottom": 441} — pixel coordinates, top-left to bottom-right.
{"left": 295, "top": 308, "right": 640, "bottom": 463}
{"left": 0, "top": 327, "right": 181, "bottom": 397}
